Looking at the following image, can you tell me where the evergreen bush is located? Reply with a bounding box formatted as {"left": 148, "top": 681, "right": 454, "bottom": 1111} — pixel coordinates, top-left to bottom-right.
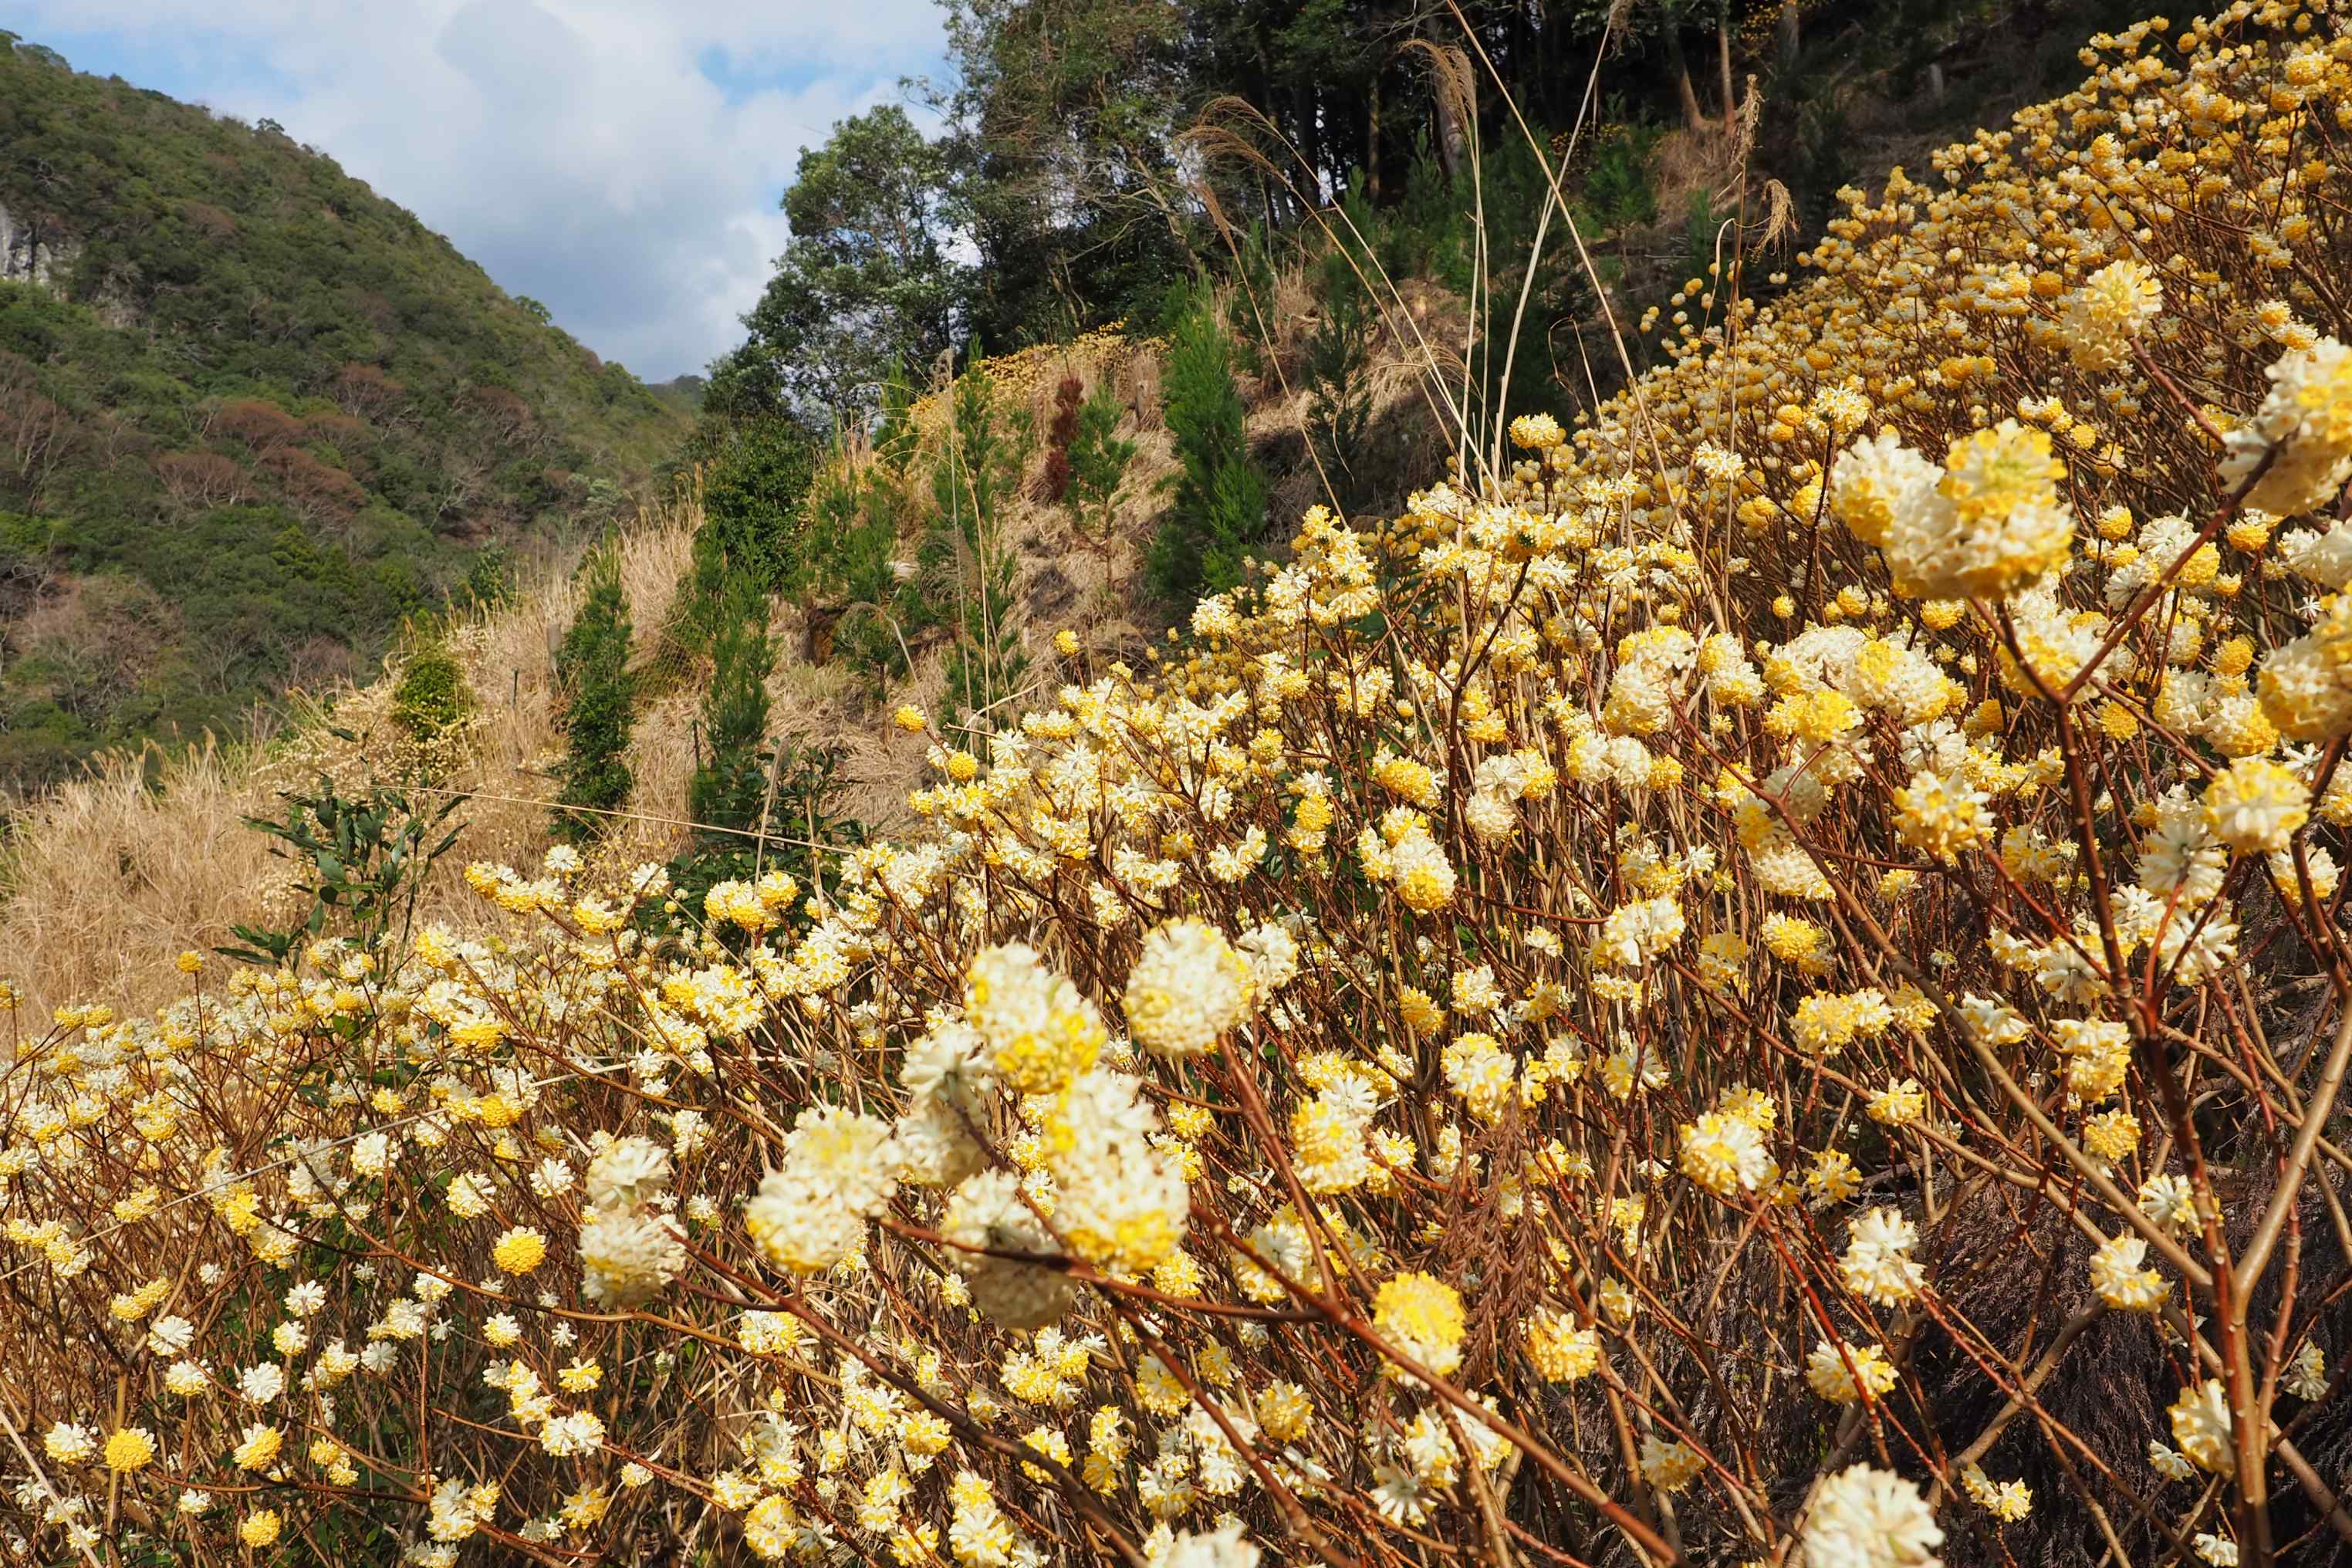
{"left": 699, "top": 417, "right": 820, "bottom": 598}
{"left": 551, "top": 546, "right": 635, "bottom": 845}
{"left": 1063, "top": 380, "right": 1137, "bottom": 541}
{"left": 929, "top": 358, "right": 1032, "bottom": 727}
{"left": 1302, "top": 242, "right": 1376, "bottom": 511}
{"left": 686, "top": 575, "right": 775, "bottom": 847}
{"left": 389, "top": 639, "right": 471, "bottom": 742}
{"left": 1149, "top": 290, "right": 1266, "bottom": 603}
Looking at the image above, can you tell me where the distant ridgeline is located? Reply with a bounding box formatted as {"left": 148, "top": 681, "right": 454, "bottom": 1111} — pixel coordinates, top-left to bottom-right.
{"left": 0, "top": 35, "right": 689, "bottom": 792}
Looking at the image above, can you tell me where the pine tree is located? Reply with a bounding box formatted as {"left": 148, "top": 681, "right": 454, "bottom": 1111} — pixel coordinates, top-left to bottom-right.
{"left": 687, "top": 575, "right": 776, "bottom": 853}
{"left": 1151, "top": 289, "right": 1267, "bottom": 604}
{"left": 679, "top": 417, "right": 818, "bottom": 653}
{"left": 873, "top": 360, "right": 922, "bottom": 475}
{"left": 661, "top": 575, "right": 877, "bottom": 938}
{"left": 551, "top": 546, "right": 635, "bottom": 845}
{"left": 1303, "top": 220, "right": 1376, "bottom": 510}
{"left": 1064, "top": 380, "right": 1137, "bottom": 540}
{"left": 928, "top": 357, "right": 1032, "bottom": 728}
{"left": 701, "top": 417, "right": 819, "bottom": 598}
{"left": 806, "top": 441, "right": 908, "bottom": 684}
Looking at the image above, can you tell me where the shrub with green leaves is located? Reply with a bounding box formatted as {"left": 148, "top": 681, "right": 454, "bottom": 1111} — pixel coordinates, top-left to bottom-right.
{"left": 804, "top": 445, "right": 909, "bottom": 685}
{"left": 221, "top": 771, "right": 466, "bottom": 968}
{"left": 686, "top": 574, "right": 775, "bottom": 845}
{"left": 657, "top": 573, "right": 781, "bottom": 931}
{"left": 455, "top": 541, "right": 516, "bottom": 614}
{"left": 698, "top": 417, "right": 821, "bottom": 599}
{"left": 389, "top": 639, "right": 471, "bottom": 742}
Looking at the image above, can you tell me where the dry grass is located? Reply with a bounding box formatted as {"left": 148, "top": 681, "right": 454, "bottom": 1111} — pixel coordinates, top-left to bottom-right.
{"left": 0, "top": 735, "right": 294, "bottom": 1012}
{"left": 0, "top": 509, "right": 702, "bottom": 1018}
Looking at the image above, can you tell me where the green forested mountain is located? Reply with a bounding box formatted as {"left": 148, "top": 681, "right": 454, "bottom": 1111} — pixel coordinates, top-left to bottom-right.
{"left": 0, "top": 35, "right": 691, "bottom": 791}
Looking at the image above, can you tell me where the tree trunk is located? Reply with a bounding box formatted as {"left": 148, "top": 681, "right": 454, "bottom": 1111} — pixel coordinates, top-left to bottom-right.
{"left": 1716, "top": 2, "right": 1739, "bottom": 133}
{"left": 1433, "top": 86, "right": 1465, "bottom": 181}
{"left": 1662, "top": 27, "right": 1707, "bottom": 133}
{"left": 1367, "top": 76, "right": 1382, "bottom": 204}
{"left": 1296, "top": 83, "right": 1320, "bottom": 200}
{"left": 1776, "top": 0, "right": 1800, "bottom": 69}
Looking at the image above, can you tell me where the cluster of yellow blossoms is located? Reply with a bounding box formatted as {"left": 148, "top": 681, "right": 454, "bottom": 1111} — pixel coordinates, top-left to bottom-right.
{"left": 10, "top": 3, "right": 2352, "bottom": 1564}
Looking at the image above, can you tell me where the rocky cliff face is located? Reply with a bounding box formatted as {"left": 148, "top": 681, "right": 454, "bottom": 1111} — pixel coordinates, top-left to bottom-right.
{"left": 0, "top": 201, "right": 78, "bottom": 288}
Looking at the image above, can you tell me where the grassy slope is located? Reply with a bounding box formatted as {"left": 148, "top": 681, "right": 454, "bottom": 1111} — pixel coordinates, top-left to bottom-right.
{"left": 0, "top": 39, "right": 690, "bottom": 789}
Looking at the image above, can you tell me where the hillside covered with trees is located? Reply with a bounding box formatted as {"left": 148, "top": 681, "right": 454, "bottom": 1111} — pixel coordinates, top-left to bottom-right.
{"left": 0, "top": 34, "right": 690, "bottom": 792}
{"left": 708, "top": 0, "right": 2158, "bottom": 433}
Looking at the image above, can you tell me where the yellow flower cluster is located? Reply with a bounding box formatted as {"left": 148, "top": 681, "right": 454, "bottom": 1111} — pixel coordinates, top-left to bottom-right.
{"left": 8, "top": 5, "right": 2352, "bottom": 1563}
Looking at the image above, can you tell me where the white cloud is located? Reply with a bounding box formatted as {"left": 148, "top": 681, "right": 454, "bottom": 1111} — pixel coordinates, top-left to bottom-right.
{"left": 20, "top": 0, "right": 948, "bottom": 379}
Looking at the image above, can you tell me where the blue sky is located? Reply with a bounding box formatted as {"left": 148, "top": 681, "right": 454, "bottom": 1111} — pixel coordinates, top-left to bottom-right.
{"left": 10, "top": 2, "right": 950, "bottom": 381}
